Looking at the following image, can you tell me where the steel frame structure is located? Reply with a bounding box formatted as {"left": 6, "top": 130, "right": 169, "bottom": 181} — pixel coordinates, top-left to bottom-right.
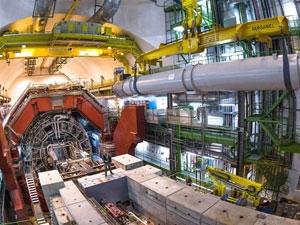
{"left": 21, "top": 112, "right": 92, "bottom": 173}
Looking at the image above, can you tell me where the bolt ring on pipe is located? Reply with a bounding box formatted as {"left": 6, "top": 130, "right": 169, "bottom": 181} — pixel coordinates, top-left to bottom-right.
{"left": 181, "top": 68, "right": 191, "bottom": 92}
{"left": 190, "top": 64, "right": 202, "bottom": 93}
{"left": 282, "top": 41, "right": 292, "bottom": 90}
{"left": 121, "top": 80, "right": 129, "bottom": 97}
{"left": 133, "top": 76, "right": 142, "bottom": 95}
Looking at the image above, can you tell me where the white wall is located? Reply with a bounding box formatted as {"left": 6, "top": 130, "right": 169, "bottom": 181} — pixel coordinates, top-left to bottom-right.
{"left": 114, "top": 0, "right": 166, "bottom": 50}
{"left": 0, "top": 0, "right": 93, "bottom": 29}
{"left": 8, "top": 74, "right": 70, "bottom": 104}
{"left": 0, "top": 0, "right": 166, "bottom": 101}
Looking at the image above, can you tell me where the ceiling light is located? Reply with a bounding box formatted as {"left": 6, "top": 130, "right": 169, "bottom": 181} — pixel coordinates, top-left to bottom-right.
{"left": 22, "top": 45, "right": 27, "bottom": 49}
{"left": 107, "top": 46, "right": 112, "bottom": 50}
{"left": 15, "top": 51, "right": 33, "bottom": 57}
{"left": 79, "top": 49, "right": 100, "bottom": 57}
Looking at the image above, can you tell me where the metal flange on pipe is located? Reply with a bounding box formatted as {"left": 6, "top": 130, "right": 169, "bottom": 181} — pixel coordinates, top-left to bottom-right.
{"left": 113, "top": 54, "right": 300, "bottom": 97}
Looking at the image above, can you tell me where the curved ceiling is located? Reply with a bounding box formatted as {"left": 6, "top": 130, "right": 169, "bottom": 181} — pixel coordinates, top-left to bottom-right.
{"left": 0, "top": 0, "right": 166, "bottom": 104}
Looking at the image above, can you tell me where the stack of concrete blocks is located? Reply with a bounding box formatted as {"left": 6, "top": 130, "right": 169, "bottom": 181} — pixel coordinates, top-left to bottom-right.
{"left": 59, "top": 180, "right": 108, "bottom": 225}
{"left": 201, "top": 200, "right": 267, "bottom": 225}
{"left": 112, "top": 154, "right": 144, "bottom": 170}
{"left": 200, "top": 199, "right": 300, "bottom": 225}
{"left": 38, "top": 170, "right": 65, "bottom": 208}
{"left": 126, "top": 165, "right": 162, "bottom": 209}
{"left": 50, "top": 196, "right": 74, "bottom": 225}
{"left": 140, "top": 176, "right": 185, "bottom": 225}
{"left": 78, "top": 168, "right": 128, "bottom": 204}
{"left": 254, "top": 212, "right": 300, "bottom": 225}
{"left": 166, "top": 186, "right": 220, "bottom": 225}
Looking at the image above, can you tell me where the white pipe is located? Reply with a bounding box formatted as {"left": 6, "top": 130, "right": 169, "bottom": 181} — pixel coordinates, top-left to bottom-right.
{"left": 113, "top": 54, "right": 300, "bottom": 97}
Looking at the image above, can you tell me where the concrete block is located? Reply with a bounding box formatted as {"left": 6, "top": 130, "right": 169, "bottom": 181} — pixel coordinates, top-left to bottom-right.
{"left": 66, "top": 200, "right": 106, "bottom": 225}
{"left": 38, "top": 170, "right": 65, "bottom": 207}
{"left": 63, "top": 180, "right": 77, "bottom": 188}
{"left": 112, "top": 154, "right": 143, "bottom": 170}
{"left": 141, "top": 176, "right": 185, "bottom": 207}
{"left": 50, "top": 196, "right": 65, "bottom": 210}
{"left": 126, "top": 165, "right": 162, "bottom": 206}
{"left": 59, "top": 181, "right": 86, "bottom": 206}
{"left": 167, "top": 207, "right": 199, "bottom": 225}
{"left": 77, "top": 168, "right": 126, "bottom": 184}
{"left": 50, "top": 197, "right": 74, "bottom": 225}
{"left": 167, "top": 187, "right": 219, "bottom": 224}
{"left": 138, "top": 164, "right": 162, "bottom": 175}
{"left": 254, "top": 213, "right": 300, "bottom": 225}
{"left": 201, "top": 200, "right": 259, "bottom": 225}
{"left": 53, "top": 206, "right": 74, "bottom": 225}
{"left": 80, "top": 173, "right": 128, "bottom": 203}
{"left": 142, "top": 196, "right": 167, "bottom": 225}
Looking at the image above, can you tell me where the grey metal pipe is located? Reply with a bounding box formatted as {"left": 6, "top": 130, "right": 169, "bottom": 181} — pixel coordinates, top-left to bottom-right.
{"left": 113, "top": 54, "right": 300, "bottom": 97}
{"left": 89, "top": 0, "right": 121, "bottom": 24}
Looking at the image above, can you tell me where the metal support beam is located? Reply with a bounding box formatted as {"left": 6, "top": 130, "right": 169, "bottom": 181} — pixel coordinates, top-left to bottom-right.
{"left": 167, "top": 93, "right": 173, "bottom": 109}
{"left": 237, "top": 91, "right": 246, "bottom": 176}
{"left": 295, "top": 0, "right": 300, "bottom": 19}
{"left": 48, "top": 57, "right": 68, "bottom": 74}
{"left": 25, "top": 58, "right": 37, "bottom": 76}
{"left": 168, "top": 128, "right": 176, "bottom": 176}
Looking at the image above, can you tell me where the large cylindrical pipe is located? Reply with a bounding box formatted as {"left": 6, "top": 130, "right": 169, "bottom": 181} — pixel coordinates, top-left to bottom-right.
{"left": 89, "top": 0, "right": 121, "bottom": 24}
{"left": 113, "top": 54, "right": 300, "bottom": 97}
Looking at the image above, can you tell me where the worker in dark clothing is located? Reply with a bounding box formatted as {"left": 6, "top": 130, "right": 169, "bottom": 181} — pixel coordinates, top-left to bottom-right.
{"left": 103, "top": 152, "right": 113, "bottom": 176}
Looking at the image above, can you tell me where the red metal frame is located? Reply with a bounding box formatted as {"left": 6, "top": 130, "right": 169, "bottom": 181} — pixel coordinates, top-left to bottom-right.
{"left": 0, "top": 90, "right": 146, "bottom": 218}
{"left": 11, "top": 95, "right": 105, "bottom": 141}
{"left": 113, "top": 105, "right": 145, "bottom": 155}
{"left": 2, "top": 91, "right": 105, "bottom": 218}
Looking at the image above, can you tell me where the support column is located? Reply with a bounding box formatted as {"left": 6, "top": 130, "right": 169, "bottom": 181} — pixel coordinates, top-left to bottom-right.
{"left": 237, "top": 91, "right": 246, "bottom": 176}
{"left": 167, "top": 93, "right": 173, "bottom": 109}
{"left": 212, "top": 0, "right": 223, "bottom": 27}
{"left": 168, "top": 128, "right": 176, "bottom": 176}
{"left": 295, "top": 0, "right": 300, "bottom": 19}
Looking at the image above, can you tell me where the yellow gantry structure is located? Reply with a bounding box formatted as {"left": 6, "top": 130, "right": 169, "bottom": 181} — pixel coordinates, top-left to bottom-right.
{"left": 207, "top": 166, "right": 263, "bottom": 206}
{"left": 137, "top": 16, "right": 289, "bottom": 65}
{"left": 182, "top": 0, "right": 202, "bottom": 37}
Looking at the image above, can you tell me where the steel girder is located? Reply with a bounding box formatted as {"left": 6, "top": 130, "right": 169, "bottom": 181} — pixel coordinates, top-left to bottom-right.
{"left": 0, "top": 31, "right": 141, "bottom": 60}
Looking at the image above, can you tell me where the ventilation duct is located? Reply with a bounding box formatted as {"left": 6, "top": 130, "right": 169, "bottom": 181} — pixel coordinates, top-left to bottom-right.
{"left": 89, "top": 0, "right": 121, "bottom": 24}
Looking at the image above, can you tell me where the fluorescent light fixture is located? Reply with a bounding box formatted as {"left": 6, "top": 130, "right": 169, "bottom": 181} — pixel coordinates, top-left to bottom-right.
{"left": 21, "top": 44, "right": 27, "bottom": 49}
{"left": 0, "top": 54, "right": 2, "bottom": 58}
{"left": 107, "top": 46, "right": 112, "bottom": 50}
{"left": 173, "top": 25, "right": 184, "bottom": 32}
{"left": 79, "top": 49, "right": 100, "bottom": 57}
{"left": 15, "top": 51, "right": 33, "bottom": 57}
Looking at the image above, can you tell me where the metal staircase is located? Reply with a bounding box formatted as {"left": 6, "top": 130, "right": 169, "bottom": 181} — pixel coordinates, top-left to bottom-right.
{"left": 25, "top": 173, "right": 49, "bottom": 225}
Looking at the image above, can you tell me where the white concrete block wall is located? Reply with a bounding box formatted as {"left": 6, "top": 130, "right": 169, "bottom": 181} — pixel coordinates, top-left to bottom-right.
{"left": 38, "top": 170, "right": 65, "bottom": 208}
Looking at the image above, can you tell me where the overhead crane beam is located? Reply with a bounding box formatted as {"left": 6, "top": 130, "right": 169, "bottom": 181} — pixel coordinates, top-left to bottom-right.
{"left": 45, "top": 0, "right": 80, "bottom": 73}
{"left": 0, "top": 31, "right": 141, "bottom": 60}
{"left": 2, "top": 46, "right": 115, "bottom": 59}
{"left": 137, "top": 16, "right": 289, "bottom": 64}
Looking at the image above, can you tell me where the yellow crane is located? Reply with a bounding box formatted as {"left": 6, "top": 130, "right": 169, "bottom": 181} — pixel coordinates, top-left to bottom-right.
{"left": 136, "top": 0, "right": 289, "bottom": 69}
{"left": 207, "top": 166, "right": 263, "bottom": 207}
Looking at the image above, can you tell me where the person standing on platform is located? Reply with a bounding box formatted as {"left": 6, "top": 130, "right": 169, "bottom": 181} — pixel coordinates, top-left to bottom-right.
{"left": 103, "top": 152, "right": 113, "bottom": 176}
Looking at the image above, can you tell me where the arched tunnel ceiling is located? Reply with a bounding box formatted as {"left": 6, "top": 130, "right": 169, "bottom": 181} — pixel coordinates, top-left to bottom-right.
{"left": 0, "top": 0, "right": 166, "bottom": 104}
